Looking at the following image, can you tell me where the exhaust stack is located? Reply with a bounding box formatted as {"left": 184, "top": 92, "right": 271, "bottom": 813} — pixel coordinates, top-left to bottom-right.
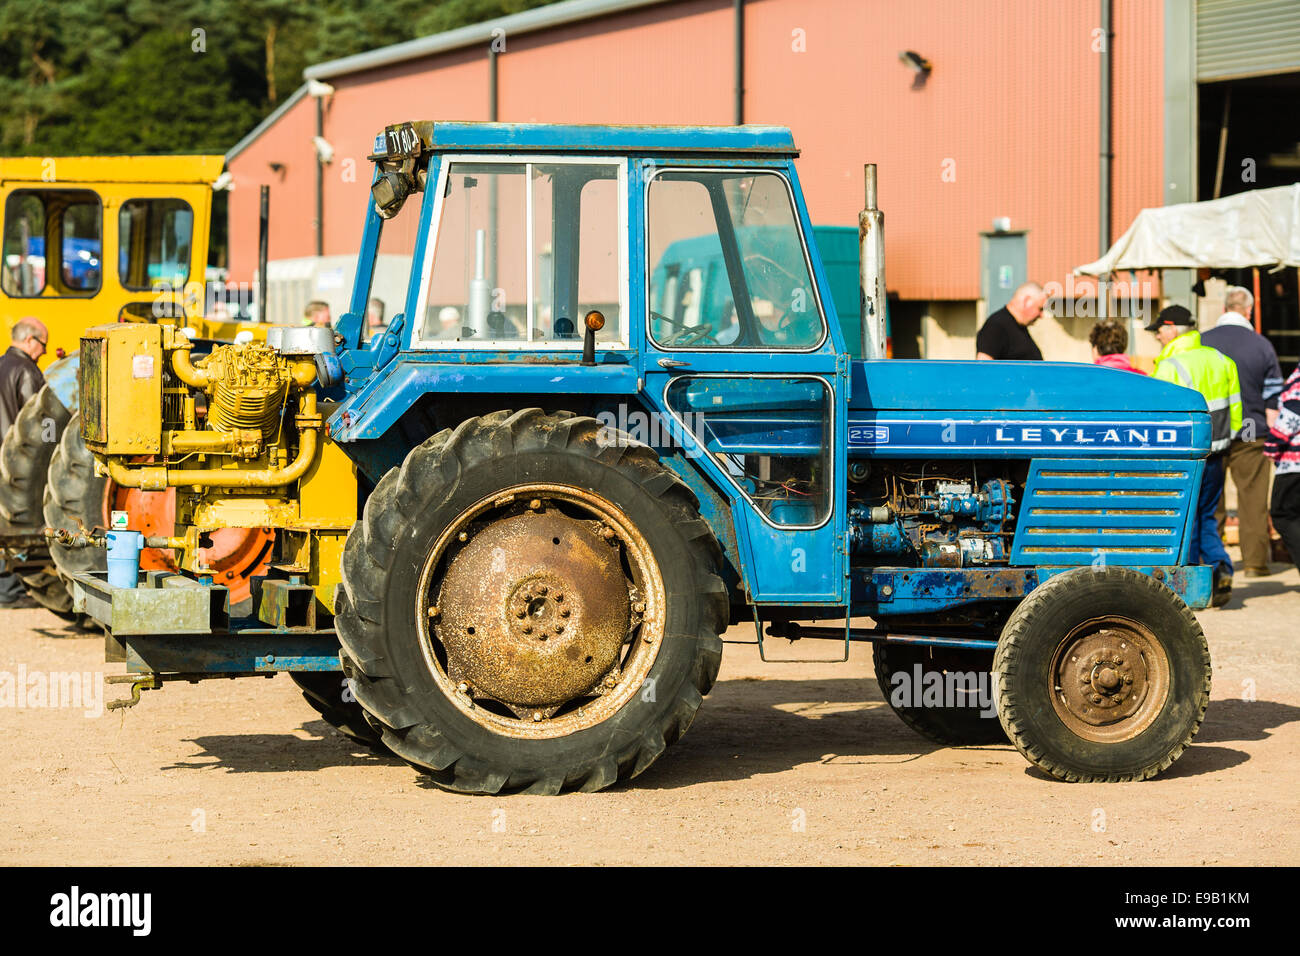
{"left": 859, "top": 164, "right": 886, "bottom": 360}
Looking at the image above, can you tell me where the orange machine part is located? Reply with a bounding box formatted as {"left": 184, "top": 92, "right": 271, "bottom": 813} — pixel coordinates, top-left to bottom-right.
{"left": 105, "top": 485, "right": 275, "bottom": 604}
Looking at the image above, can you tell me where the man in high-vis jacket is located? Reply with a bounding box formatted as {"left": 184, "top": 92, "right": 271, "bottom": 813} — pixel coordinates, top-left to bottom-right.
{"left": 1147, "top": 305, "right": 1243, "bottom": 606}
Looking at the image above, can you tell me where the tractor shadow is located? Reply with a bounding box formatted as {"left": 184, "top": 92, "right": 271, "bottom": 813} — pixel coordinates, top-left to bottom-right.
{"left": 164, "top": 719, "right": 404, "bottom": 773}
{"left": 1016, "top": 696, "right": 1289, "bottom": 782}
{"left": 630, "top": 675, "right": 1013, "bottom": 791}
{"left": 161, "top": 682, "right": 1287, "bottom": 787}
{"left": 1220, "top": 577, "right": 1297, "bottom": 608}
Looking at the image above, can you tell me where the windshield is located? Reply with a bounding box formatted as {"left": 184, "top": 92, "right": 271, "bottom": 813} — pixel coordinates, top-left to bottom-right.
{"left": 648, "top": 170, "right": 824, "bottom": 350}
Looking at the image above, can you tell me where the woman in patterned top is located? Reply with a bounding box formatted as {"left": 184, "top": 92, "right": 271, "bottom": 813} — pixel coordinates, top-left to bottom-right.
{"left": 1265, "top": 365, "right": 1300, "bottom": 572}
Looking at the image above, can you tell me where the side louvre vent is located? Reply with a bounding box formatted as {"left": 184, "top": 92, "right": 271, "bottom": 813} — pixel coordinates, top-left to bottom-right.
{"left": 1009, "top": 459, "right": 1197, "bottom": 565}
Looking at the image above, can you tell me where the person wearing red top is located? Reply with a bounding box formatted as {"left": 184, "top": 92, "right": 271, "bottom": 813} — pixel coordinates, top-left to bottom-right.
{"left": 1089, "top": 318, "right": 1146, "bottom": 374}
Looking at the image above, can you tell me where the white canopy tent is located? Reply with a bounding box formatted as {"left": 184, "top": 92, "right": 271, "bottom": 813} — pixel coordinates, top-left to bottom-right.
{"left": 1075, "top": 183, "right": 1300, "bottom": 276}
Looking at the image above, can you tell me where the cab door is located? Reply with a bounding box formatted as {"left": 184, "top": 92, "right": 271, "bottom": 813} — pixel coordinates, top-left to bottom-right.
{"left": 637, "top": 162, "right": 849, "bottom": 605}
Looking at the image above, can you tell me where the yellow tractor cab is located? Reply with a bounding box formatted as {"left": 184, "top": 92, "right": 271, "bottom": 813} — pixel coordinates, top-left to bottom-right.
{"left": 1, "top": 154, "right": 226, "bottom": 365}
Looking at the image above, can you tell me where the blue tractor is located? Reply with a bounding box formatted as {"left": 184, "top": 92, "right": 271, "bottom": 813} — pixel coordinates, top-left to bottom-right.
{"left": 69, "top": 122, "right": 1213, "bottom": 793}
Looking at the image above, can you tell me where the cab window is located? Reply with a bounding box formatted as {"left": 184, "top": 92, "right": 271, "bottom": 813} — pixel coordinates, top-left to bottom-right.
{"left": 420, "top": 159, "right": 625, "bottom": 347}
{"left": 2, "top": 189, "right": 102, "bottom": 297}
{"left": 647, "top": 170, "right": 824, "bottom": 350}
{"left": 118, "top": 199, "right": 193, "bottom": 291}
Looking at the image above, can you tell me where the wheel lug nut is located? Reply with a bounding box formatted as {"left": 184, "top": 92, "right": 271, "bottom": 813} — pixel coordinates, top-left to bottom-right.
{"left": 555, "top": 624, "right": 564, "bottom": 633}
{"left": 633, "top": 601, "right": 646, "bottom": 614}
{"left": 523, "top": 624, "right": 533, "bottom": 634}
{"left": 532, "top": 711, "right": 542, "bottom": 721}
{"left": 604, "top": 676, "right": 616, "bottom": 688}
{"left": 554, "top": 593, "right": 564, "bottom": 602}
{"left": 530, "top": 499, "right": 542, "bottom": 511}
{"left": 537, "top": 585, "right": 548, "bottom": 596}
{"left": 560, "top": 608, "right": 571, "bottom": 618}
{"left": 457, "top": 682, "right": 469, "bottom": 694}
{"left": 457, "top": 531, "right": 468, "bottom": 543}
{"left": 427, "top": 605, "right": 440, "bottom": 619}
{"left": 516, "top": 609, "right": 526, "bottom": 618}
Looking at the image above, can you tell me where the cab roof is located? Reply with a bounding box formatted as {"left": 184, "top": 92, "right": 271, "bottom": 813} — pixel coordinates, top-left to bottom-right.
{"left": 412, "top": 122, "right": 798, "bottom": 156}
{"left": 0, "top": 155, "right": 225, "bottom": 185}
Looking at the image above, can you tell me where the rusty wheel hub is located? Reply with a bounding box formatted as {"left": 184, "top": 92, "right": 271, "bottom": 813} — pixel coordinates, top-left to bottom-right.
{"left": 1051, "top": 619, "right": 1169, "bottom": 743}
{"left": 438, "top": 511, "right": 631, "bottom": 708}
{"left": 417, "top": 485, "right": 663, "bottom": 739}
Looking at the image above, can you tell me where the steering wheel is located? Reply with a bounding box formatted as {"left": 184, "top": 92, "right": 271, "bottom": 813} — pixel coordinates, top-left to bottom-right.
{"left": 666, "top": 323, "right": 717, "bottom": 347}
{"left": 651, "top": 310, "right": 719, "bottom": 347}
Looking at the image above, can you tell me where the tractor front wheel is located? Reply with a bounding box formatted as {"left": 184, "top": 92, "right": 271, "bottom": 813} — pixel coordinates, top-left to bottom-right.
{"left": 993, "top": 567, "right": 1211, "bottom": 782}
{"left": 336, "top": 409, "right": 727, "bottom": 794}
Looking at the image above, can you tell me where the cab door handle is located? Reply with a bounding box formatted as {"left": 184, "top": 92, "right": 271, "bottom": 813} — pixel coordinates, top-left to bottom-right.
{"left": 657, "top": 358, "right": 690, "bottom": 369}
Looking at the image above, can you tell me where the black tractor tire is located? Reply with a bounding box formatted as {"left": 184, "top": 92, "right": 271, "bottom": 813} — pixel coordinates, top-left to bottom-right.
{"left": 993, "top": 567, "right": 1211, "bottom": 782}
{"left": 42, "top": 412, "right": 105, "bottom": 581}
{"left": 290, "top": 671, "right": 388, "bottom": 753}
{"left": 0, "top": 385, "right": 70, "bottom": 526}
{"left": 16, "top": 567, "right": 77, "bottom": 618}
{"left": 873, "top": 642, "right": 1007, "bottom": 745}
{"left": 336, "top": 409, "right": 727, "bottom": 795}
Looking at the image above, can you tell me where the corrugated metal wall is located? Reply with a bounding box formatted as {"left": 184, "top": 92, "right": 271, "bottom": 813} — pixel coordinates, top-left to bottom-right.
{"left": 226, "top": 0, "right": 1167, "bottom": 307}
{"left": 1197, "top": 0, "right": 1300, "bottom": 81}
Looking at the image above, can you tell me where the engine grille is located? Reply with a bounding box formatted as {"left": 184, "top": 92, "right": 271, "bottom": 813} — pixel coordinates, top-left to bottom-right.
{"left": 1009, "top": 459, "right": 1198, "bottom": 566}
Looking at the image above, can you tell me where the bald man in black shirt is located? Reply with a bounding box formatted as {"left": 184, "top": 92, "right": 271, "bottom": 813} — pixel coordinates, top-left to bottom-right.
{"left": 976, "top": 282, "right": 1046, "bottom": 361}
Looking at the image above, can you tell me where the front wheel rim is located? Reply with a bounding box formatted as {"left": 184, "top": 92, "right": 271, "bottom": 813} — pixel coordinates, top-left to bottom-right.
{"left": 415, "top": 483, "right": 666, "bottom": 740}
{"left": 1049, "top": 615, "right": 1170, "bottom": 744}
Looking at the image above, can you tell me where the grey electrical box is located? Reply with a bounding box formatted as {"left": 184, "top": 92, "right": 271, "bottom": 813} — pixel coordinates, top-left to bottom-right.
{"left": 980, "top": 231, "right": 1027, "bottom": 315}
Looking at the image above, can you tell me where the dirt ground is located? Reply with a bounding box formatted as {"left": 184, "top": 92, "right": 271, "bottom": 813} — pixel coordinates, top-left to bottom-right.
{"left": 1, "top": 549, "right": 1297, "bottom": 867}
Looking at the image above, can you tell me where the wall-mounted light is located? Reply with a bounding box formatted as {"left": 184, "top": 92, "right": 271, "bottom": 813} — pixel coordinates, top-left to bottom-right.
{"left": 312, "top": 136, "right": 335, "bottom": 164}
{"left": 899, "top": 50, "right": 932, "bottom": 89}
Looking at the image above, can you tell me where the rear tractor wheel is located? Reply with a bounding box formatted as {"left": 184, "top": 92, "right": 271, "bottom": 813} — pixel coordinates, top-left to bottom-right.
{"left": 337, "top": 409, "right": 727, "bottom": 794}
{"left": 873, "top": 642, "right": 1007, "bottom": 745}
{"left": 290, "top": 671, "right": 387, "bottom": 752}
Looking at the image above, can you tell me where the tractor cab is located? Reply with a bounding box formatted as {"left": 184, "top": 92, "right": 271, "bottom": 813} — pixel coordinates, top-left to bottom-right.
{"left": 333, "top": 121, "right": 852, "bottom": 606}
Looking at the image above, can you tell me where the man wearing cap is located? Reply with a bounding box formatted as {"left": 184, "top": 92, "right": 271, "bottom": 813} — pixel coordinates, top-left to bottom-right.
{"left": 1148, "top": 304, "right": 1243, "bottom": 605}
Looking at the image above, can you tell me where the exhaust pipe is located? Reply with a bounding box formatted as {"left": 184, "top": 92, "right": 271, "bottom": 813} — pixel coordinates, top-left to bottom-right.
{"left": 859, "top": 164, "right": 886, "bottom": 360}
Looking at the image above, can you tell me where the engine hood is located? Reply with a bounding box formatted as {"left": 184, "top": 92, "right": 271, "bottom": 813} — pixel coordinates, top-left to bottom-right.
{"left": 850, "top": 360, "right": 1207, "bottom": 414}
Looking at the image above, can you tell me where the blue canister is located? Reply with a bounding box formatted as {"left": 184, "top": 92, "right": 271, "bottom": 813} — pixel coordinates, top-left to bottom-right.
{"left": 105, "top": 530, "right": 144, "bottom": 589}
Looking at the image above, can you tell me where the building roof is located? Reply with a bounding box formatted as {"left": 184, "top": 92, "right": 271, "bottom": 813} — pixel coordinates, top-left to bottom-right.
{"left": 226, "top": 82, "right": 310, "bottom": 163}
{"left": 304, "top": 0, "right": 674, "bottom": 81}
{"left": 408, "top": 121, "right": 797, "bottom": 155}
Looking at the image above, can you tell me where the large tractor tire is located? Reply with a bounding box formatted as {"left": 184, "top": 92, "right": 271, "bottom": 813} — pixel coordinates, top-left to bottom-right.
{"left": 290, "top": 672, "right": 388, "bottom": 753}
{"left": 873, "top": 642, "right": 1007, "bottom": 745}
{"left": 1, "top": 386, "right": 74, "bottom": 616}
{"left": 336, "top": 409, "right": 727, "bottom": 795}
{"left": 43, "top": 412, "right": 274, "bottom": 612}
{"left": 0, "top": 385, "right": 70, "bottom": 526}
{"left": 993, "top": 567, "right": 1211, "bottom": 782}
